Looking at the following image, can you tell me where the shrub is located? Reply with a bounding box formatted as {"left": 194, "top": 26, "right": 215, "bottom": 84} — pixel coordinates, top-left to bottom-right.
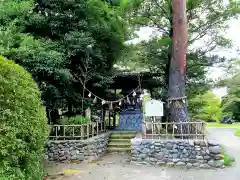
{"left": 68, "top": 115, "right": 90, "bottom": 124}
{"left": 0, "top": 56, "right": 49, "bottom": 180}
{"left": 221, "top": 146, "right": 235, "bottom": 166}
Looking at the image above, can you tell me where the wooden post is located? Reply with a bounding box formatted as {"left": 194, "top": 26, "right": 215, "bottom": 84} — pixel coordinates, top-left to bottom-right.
{"left": 97, "top": 121, "right": 99, "bottom": 135}
{"left": 87, "top": 124, "right": 89, "bottom": 139}
{"left": 55, "top": 126, "right": 58, "bottom": 140}
{"left": 63, "top": 125, "right": 65, "bottom": 140}
{"left": 81, "top": 125, "right": 84, "bottom": 140}
{"left": 166, "top": 122, "right": 168, "bottom": 140}
{"left": 172, "top": 122, "right": 175, "bottom": 139}
{"left": 92, "top": 123, "right": 94, "bottom": 137}
{"left": 72, "top": 126, "right": 75, "bottom": 139}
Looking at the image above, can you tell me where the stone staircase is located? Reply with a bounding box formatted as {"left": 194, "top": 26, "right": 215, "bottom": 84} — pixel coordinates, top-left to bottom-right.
{"left": 107, "top": 132, "right": 137, "bottom": 153}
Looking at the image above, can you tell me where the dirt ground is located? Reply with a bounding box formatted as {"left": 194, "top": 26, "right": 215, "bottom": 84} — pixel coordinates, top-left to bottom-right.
{"left": 47, "top": 128, "right": 240, "bottom": 180}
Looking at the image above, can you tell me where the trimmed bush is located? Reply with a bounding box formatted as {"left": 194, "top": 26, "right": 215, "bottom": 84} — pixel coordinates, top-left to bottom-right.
{"left": 0, "top": 56, "right": 49, "bottom": 180}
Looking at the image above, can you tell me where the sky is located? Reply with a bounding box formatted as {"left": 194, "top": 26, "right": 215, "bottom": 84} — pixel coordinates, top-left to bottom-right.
{"left": 132, "top": 18, "right": 240, "bottom": 98}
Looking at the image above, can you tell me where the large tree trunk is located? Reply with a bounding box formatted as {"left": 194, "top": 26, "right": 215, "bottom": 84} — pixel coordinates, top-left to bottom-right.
{"left": 168, "top": 0, "right": 189, "bottom": 134}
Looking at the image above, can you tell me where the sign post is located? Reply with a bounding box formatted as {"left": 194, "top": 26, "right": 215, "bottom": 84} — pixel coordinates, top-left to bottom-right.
{"left": 143, "top": 100, "right": 164, "bottom": 136}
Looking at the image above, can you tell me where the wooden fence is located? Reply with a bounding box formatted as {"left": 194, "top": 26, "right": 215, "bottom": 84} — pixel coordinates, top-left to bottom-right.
{"left": 144, "top": 121, "right": 206, "bottom": 140}
{"left": 49, "top": 121, "right": 106, "bottom": 140}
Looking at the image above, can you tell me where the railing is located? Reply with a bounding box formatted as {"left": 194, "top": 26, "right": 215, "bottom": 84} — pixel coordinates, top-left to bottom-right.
{"left": 144, "top": 121, "right": 206, "bottom": 140}
{"left": 49, "top": 120, "right": 106, "bottom": 140}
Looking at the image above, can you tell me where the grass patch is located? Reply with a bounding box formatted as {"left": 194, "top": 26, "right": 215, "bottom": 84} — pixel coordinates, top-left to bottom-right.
{"left": 206, "top": 123, "right": 240, "bottom": 128}
{"left": 221, "top": 147, "right": 235, "bottom": 166}
{"left": 235, "top": 129, "right": 240, "bottom": 137}
{"left": 223, "top": 154, "right": 235, "bottom": 166}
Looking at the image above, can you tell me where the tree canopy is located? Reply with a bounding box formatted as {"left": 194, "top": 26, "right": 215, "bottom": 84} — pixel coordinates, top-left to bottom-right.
{"left": 219, "top": 59, "right": 240, "bottom": 121}
{"left": 115, "top": 0, "right": 239, "bottom": 118}
{"left": 0, "top": 0, "right": 129, "bottom": 112}
{"left": 189, "top": 91, "right": 222, "bottom": 122}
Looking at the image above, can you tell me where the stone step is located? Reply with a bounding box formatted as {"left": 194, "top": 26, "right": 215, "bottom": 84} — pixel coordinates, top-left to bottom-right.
{"left": 109, "top": 138, "right": 131, "bottom": 143}
{"left": 110, "top": 134, "right": 136, "bottom": 139}
{"left": 107, "top": 147, "right": 131, "bottom": 153}
{"left": 108, "top": 142, "right": 131, "bottom": 148}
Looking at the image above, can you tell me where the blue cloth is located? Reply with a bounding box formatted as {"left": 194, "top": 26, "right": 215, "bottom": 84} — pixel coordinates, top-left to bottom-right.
{"left": 116, "top": 110, "right": 143, "bottom": 131}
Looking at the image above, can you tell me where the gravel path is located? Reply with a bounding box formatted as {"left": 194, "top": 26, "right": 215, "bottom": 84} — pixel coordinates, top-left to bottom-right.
{"left": 47, "top": 128, "right": 240, "bottom": 180}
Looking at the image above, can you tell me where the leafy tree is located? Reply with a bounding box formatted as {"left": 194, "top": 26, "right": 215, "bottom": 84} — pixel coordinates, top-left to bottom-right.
{"left": 118, "top": 39, "right": 212, "bottom": 100}
{"left": 189, "top": 91, "right": 222, "bottom": 122}
{"left": 0, "top": 56, "right": 49, "bottom": 180}
{"left": 117, "top": 0, "right": 239, "bottom": 122}
{"left": 0, "top": 0, "right": 129, "bottom": 114}
{"left": 220, "top": 59, "right": 240, "bottom": 121}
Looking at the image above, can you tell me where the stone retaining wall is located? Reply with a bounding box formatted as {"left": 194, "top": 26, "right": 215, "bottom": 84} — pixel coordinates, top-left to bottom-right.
{"left": 131, "top": 138, "right": 224, "bottom": 169}
{"left": 45, "top": 132, "right": 110, "bottom": 163}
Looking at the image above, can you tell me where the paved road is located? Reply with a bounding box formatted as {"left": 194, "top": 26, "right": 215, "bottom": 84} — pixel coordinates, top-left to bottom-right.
{"left": 48, "top": 128, "right": 240, "bottom": 180}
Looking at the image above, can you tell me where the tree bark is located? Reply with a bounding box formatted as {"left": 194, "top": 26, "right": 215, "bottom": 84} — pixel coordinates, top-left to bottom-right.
{"left": 168, "top": 0, "right": 189, "bottom": 133}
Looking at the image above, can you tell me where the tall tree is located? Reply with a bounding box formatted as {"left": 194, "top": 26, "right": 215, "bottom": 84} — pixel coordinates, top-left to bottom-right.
{"left": 168, "top": 0, "right": 188, "bottom": 123}
{"left": 0, "top": 0, "right": 129, "bottom": 113}
{"left": 128, "top": 0, "right": 239, "bottom": 92}
{"left": 219, "top": 59, "right": 240, "bottom": 121}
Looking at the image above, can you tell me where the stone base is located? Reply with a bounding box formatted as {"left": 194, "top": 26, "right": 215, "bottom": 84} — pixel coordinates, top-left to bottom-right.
{"left": 130, "top": 138, "right": 224, "bottom": 169}
{"left": 45, "top": 132, "right": 110, "bottom": 163}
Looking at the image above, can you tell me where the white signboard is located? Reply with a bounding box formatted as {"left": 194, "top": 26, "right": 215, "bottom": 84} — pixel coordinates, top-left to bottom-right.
{"left": 145, "top": 99, "right": 164, "bottom": 117}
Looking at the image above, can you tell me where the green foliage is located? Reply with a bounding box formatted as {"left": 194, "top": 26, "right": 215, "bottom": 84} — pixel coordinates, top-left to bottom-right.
{"left": 220, "top": 147, "right": 235, "bottom": 166}
{"left": 220, "top": 60, "right": 240, "bottom": 121}
{"left": 235, "top": 129, "right": 240, "bottom": 137}
{"left": 189, "top": 91, "right": 222, "bottom": 122}
{"left": 69, "top": 116, "right": 90, "bottom": 125}
{"left": 0, "top": 56, "right": 49, "bottom": 180}
{"left": 0, "top": 0, "right": 129, "bottom": 111}
{"left": 118, "top": 0, "right": 240, "bottom": 102}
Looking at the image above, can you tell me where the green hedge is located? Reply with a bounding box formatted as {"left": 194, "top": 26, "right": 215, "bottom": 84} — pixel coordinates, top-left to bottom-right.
{"left": 0, "top": 56, "right": 49, "bottom": 180}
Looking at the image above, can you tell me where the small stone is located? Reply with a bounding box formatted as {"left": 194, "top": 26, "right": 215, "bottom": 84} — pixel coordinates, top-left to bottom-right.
{"left": 156, "top": 161, "right": 166, "bottom": 166}
{"left": 194, "top": 141, "right": 200, "bottom": 145}
{"left": 173, "top": 158, "right": 180, "bottom": 163}
{"left": 59, "top": 156, "right": 67, "bottom": 161}
{"left": 155, "top": 152, "right": 165, "bottom": 160}
{"left": 189, "top": 159, "right": 197, "bottom": 163}
{"left": 139, "top": 154, "right": 147, "bottom": 159}
{"left": 204, "top": 155, "right": 211, "bottom": 160}
{"left": 182, "top": 158, "right": 189, "bottom": 162}
{"left": 199, "top": 164, "right": 211, "bottom": 169}
{"left": 200, "top": 141, "right": 206, "bottom": 146}
{"left": 175, "top": 162, "right": 186, "bottom": 167}
{"left": 196, "top": 156, "right": 203, "bottom": 160}
{"left": 172, "top": 154, "right": 178, "bottom": 158}
{"left": 142, "top": 148, "right": 150, "bottom": 154}
{"left": 150, "top": 157, "right": 157, "bottom": 162}
{"left": 209, "top": 146, "right": 221, "bottom": 154}
{"left": 48, "top": 153, "right": 54, "bottom": 158}
{"left": 155, "top": 142, "right": 162, "bottom": 146}
{"left": 166, "top": 143, "right": 173, "bottom": 149}
{"left": 179, "top": 146, "right": 184, "bottom": 150}
{"left": 182, "top": 149, "right": 188, "bottom": 154}
{"left": 208, "top": 159, "right": 224, "bottom": 167}
{"left": 186, "top": 163, "right": 193, "bottom": 168}
{"left": 208, "top": 140, "right": 219, "bottom": 146}
{"left": 196, "top": 147, "right": 201, "bottom": 151}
